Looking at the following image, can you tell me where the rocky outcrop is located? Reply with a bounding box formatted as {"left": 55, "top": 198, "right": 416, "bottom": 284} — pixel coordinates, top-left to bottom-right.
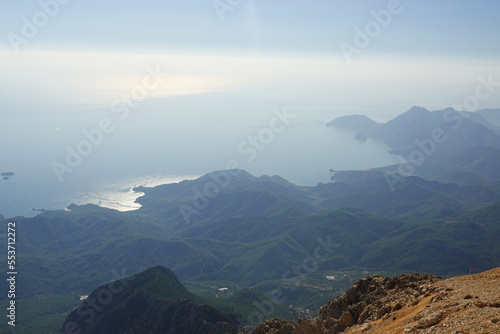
{"left": 256, "top": 273, "right": 441, "bottom": 334}
{"left": 256, "top": 268, "right": 500, "bottom": 334}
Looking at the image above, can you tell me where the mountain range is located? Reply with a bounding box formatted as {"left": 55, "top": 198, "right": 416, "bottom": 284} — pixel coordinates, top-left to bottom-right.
{"left": 1, "top": 106, "right": 500, "bottom": 333}
{"left": 328, "top": 107, "right": 500, "bottom": 185}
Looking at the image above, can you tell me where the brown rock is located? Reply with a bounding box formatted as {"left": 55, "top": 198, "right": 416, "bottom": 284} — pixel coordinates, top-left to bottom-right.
{"left": 416, "top": 311, "right": 443, "bottom": 328}
{"left": 339, "top": 311, "right": 354, "bottom": 330}
{"left": 360, "top": 322, "right": 371, "bottom": 332}
{"left": 392, "top": 302, "right": 402, "bottom": 311}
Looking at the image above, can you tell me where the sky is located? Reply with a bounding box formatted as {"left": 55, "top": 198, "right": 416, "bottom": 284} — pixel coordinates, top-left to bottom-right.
{"left": 1, "top": 0, "right": 499, "bottom": 118}
{"left": 0, "top": 0, "right": 499, "bottom": 216}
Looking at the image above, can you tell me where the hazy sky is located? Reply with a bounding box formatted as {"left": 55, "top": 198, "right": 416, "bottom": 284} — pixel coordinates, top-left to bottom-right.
{"left": 0, "top": 0, "right": 499, "bottom": 216}
{"left": 1, "top": 0, "right": 499, "bottom": 119}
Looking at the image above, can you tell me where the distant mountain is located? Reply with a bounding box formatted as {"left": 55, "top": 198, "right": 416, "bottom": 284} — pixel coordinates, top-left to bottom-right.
{"left": 327, "top": 107, "right": 500, "bottom": 156}
{"left": 137, "top": 167, "right": 500, "bottom": 223}
{"left": 322, "top": 170, "right": 500, "bottom": 218}
{"left": 326, "top": 114, "right": 379, "bottom": 133}
{"left": 466, "top": 109, "right": 500, "bottom": 134}
{"left": 61, "top": 266, "right": 241, "bottom": 334}
{"left": 327, "top": 107, "right": 500, "bottom": 185}
{"left": 476, "top": 108, "right": 500, "bottom": 126}
{"left": 434, "top": 145, "right": 500, "bottom": 182}
{"left": 134, "top": 169, "right": 317, "bottom": 227}
{"left": 364, "top": 106, "right": 500, "bottom": 156}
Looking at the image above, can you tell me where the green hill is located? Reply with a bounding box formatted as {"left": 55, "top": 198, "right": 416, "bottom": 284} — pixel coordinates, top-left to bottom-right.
{"left": 61, "top": 266, "right": 241, "bottom": 334}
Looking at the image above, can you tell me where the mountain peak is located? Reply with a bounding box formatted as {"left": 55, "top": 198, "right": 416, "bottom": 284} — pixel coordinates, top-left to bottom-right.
{"left": 61, "top": 266, "right": 240, "bottom": 334}
{"left": 389, "top": 106, "right": 431, "bottom": 123}
{"left": 326, "top": 114, "right": 379, "bottom": 132}
{"left": 407, "top": 105, "right": 430, "bottom": 114}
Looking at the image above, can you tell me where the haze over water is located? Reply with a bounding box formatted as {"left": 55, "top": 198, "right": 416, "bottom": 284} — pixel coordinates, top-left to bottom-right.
{"left": 0, "top": 108, "right": 399, "bottom": 218}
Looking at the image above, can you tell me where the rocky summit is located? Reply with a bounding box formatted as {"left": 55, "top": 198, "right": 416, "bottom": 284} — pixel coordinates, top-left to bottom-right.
{"left": 255, "top": 268, "right": 500, "bottom": 334}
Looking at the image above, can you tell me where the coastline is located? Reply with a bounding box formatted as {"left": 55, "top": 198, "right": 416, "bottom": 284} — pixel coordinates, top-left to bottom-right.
{"left": 67, "top": 174, "right": 199, "bottom": 212}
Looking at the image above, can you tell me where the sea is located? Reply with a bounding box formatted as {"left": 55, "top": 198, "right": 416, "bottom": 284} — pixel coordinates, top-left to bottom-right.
{"left": 0, "top": 118, "right": 400, "bottom": 219}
